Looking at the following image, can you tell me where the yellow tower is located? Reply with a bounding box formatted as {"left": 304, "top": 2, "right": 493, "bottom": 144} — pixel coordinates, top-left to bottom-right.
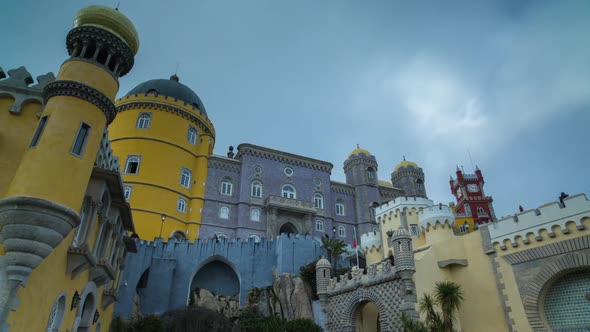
{"left": 0, "top": 5, "right": 138, "bottom": 326}
{"left": 109, "top": 75, "right": 215, "bottom": 241}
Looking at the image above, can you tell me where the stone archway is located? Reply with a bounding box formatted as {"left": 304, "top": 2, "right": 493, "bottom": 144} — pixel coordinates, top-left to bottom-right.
{"left": 331, "top": 288, "right": 392, "bottom": 332}
{"left": 191, "top": 258, "right": 240, "bottom": 298}
{"left": 354, "top": 301, "right": 380, "bottom": 332}
{"left": 523, "top": 253, "right": 590, "bottom": 330}
{"left": 279, "top": 222, "right": 298, "bottom": 234}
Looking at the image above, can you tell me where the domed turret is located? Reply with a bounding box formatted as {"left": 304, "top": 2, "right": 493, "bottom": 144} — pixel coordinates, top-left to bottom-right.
{"left": 74, "top": 5, "right": 140, "bottom": 55}
{"left": 316, "top": 257, "right": 332, "bottom": 308}
{"left": 391, "top": 157, "right": 427, "bottom": 198}
{"left": 125, "top": 75, "right": 207, "bottom": 115}
{"left": 348, "top": 147, "right": 372, "bottom": 158}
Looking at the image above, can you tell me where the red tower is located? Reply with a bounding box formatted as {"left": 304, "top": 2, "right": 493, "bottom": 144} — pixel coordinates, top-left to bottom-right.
{"left": 449, "top": 166, "right": 496, "bottom": 225}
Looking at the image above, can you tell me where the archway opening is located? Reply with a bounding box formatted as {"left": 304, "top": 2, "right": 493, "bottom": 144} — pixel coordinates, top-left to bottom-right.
{"left": 279, "top": 222, "right": 297, "bottom": 235}
{"left": 76, "top": 293, "right": 95, "bottom": 332}
{"left": 354, "top": 301, "right": 380, "bottom": 332}
{"left": 191, "top": 260, "right": 240, "bottom": 298}
{"left": 543, "top": 270, "right": 590, "bottom": 330}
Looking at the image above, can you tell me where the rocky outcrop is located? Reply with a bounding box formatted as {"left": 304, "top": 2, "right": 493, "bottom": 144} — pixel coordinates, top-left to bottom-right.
{"left": 193, "top": 289, "right": 240, "bottom": 319}
{"left": 274, "top": 272, "right": 314, "bottom": 320}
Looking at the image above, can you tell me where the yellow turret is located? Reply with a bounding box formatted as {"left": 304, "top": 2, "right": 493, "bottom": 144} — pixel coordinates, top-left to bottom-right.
{"left": 109, "top": 75, "right": 215, "bottom": 241}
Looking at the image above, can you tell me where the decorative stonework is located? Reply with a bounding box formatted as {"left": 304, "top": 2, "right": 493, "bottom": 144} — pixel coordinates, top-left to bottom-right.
{"left": 237, "top": 144, "right": 333, "bottom": 173}
{"left": 66, "top": 26, "right": 135, "bottom": 76}
{"left": 330, "top": 182, "right": 355, "bottom": 195}
{"left": 209, "top": 157, "right": 241, "bottom": 173}
{"left": 116, "top": 100, "right": 214, "bottom": 135}
{"left": 0, "top": 66, "right": 55, "bottom": 114}
{"left": 43, "top": 80, "right": 116, "bottom": 124}
{"left": 521, "top": 253, "right": 589, "bottom": 330}
{"left": 502, "top": 235, "right": 590, "bottom": 265}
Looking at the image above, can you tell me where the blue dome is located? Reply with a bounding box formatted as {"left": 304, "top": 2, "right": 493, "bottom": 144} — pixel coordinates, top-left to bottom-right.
{"left": 126, "top": 75, "right": 207, "bottom": 116}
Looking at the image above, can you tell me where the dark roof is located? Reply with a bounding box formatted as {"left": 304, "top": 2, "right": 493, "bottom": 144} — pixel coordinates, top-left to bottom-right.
{"left": 125, "top": 76, "right": 207, "bottom": 116}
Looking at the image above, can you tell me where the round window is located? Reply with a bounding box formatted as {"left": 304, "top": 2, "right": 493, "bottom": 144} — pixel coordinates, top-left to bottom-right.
{"left": 314, "top": 178, "right": 322, "bottom": 187}
{"left": 254, "top": 165, "right": 262, "bottom": 174}
{"left": 284, "top": 167, "right": 294, "bottom": 176}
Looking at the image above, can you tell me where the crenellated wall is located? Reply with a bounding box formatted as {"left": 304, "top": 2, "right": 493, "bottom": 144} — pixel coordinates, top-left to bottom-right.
{"left": 114, "top": 233, "right": 322, "bottom": 318}
{"left": 487, "top": 193, "right": 589, "bottom": 249}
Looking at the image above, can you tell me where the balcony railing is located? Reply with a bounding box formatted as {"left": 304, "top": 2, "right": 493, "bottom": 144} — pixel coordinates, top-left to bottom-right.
{"left": 266, "top": 195, "right": 316, "bottom": 214}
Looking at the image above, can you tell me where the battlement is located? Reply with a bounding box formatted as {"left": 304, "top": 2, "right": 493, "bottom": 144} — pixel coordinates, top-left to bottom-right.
{"left": 95, "top": 129, "right": 120, "bottom": 172}
{"left": 419, "top": 204, "right": 455, "bottom": 231}
{"left": 0, "top": 66, "right": 55, "bottom": 114}
{"left": 327, "top": 261, "right": 398, "bottom": 294}
{"left": 375, "top": 196, "right": 433, "bottom": 216}
{"left": 360, "top": 231, "right": 381, "bottom": 251}
{"left": 487, "top": 193, "right": 589, "bottom": 249}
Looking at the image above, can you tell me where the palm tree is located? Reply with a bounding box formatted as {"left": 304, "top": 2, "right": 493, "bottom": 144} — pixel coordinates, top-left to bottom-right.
{"left": 401, "top": 281, "right": 464, "bottom": 332}
{"left": 434, "top": 281, "right": 464, "bottom": 331}
{"left": 320, "top": 236, "right": 348, "bottom": 275}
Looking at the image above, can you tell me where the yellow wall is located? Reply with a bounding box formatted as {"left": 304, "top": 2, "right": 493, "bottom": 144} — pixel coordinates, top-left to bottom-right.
{"left": 0, "top": 96, "right": 42, "bottom": 197}
{"left": 414, "top": 226, "right": 506, "bottom": 331}
{"left": 491, "top": 218, "right": 590, "bottom": 332}
{"left": 6, "top": 210, "right": 118, "bottom": 332}
{"left": 109, "top": 94, "right": 215, "bottom": 241}
{"left": 6, "top": 60, "right": 117, "bottom": 212}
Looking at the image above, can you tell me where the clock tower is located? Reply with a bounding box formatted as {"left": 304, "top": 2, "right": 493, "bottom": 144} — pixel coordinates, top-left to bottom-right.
{"left": 449, "top": 166, "right": 496, "bottom": 226}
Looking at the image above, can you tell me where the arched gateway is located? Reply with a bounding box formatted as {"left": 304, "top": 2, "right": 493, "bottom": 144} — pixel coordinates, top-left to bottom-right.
{"left": 316, "top": 229, "right": 418, "bottom": 332}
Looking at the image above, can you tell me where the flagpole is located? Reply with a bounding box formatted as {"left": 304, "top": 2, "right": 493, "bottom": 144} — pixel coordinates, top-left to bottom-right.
{"left": 354, "top": 227, "right": 359, "bottom": 268}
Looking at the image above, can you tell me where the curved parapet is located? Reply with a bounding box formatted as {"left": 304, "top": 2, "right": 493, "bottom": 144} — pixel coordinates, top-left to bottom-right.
{"left": 360, "top": 231, "right": 382, "bottom": 251}
{"left": 419, "top": 204, "right": 455, "bottom": 231}
{"left": 488, "top": 193, "right": 589, "bottom": 250}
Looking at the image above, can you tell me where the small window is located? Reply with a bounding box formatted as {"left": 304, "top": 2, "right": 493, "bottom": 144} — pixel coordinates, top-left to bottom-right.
{"left": 367, "top": 167, "right": 375, "bottom": 180}
{"left": 73, "top": 197, "right": 92, "bottom": 247}
{"left": 221, "top": 179, "right": 233, "bottom": 196}
{"left": 136, "top": 112, "right": 151, "bottom": 129}
{"left": 281, "top": 184, "right": 296, "bottom": 199}
{"left": 187, "top": 126, "right": 198, "bottom": 145}
{"left": 249, "top": 234, "right": 261, "bottom": 243}
{"left": 410, "top": 224, "right": 420, "bottom": 237}
{"left": 284, "top": 167, "right": 294, "bottom": 176}
{"left": 46, "top": 294, "right": 66, "bottom": 332}
{"left": 459, "top": 223, "right": 470, "bottom": 234}
{"left": 30, "top": 116, "right": 48, "bottom": 148}
{"left": 123, "top": 186, "right": 132, "bottom": 201}
{"left": 314, "top": 193, "right": 324, "bottom": 209}
{"left": 335, "top": 200, "right": 345, "bottom": 216}
{"left": 71, "top": 122, "right": 91, "bottom": 156}
{"left": 338, "top": 226, "right": 345, "bottom": 237}
{"left": 180, "top": 168, "right": 192, "bottom": 188}
{"left": 219, "top": 206, "right": 229, "bottom": 219}
{"left": 124, "top": 155, "right": 141, "bottom": 174}
{"left": 316, "top": 220, "right": 324, "bottom": 232}
{"left": 477, "top": 207, "right": 485, "bottom": 216}
{"left": 216, "top": 233, "right": 228, "bottom": 240}
{"left": 251, "top": 181, "right": 262, "bottom": 198}
{"left": 177, "top": 198, "right": 187, "bottom": 213}
{"left": 250, "top": 208, "right": 260, "bottom": 222}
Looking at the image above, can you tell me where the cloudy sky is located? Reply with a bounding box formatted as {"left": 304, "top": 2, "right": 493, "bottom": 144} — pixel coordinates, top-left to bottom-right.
{"left": 3, "top": 0, "right": 589, "bottom": 218}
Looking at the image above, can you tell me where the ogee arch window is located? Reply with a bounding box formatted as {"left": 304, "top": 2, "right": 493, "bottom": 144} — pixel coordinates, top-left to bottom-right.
{"left": 45, "top": 293, "right": 66, "bottom": 332}
{"left": 316, "top": 219, "right": 324, "bottom": 232}
{"left": 281, "top": 184, "right": 296, "bottom": 199}
{"left": 250, "top": 208, "right": 260, "bottom": 222}
{"left": 180, "top": 168, "right": 192, "bottom": 188}
{"left": 251, "top": 181, "right": 262, "bottom": 198}
{"left": 124, "top": 155, "right": 141, "bottom": 174}
{"left": 338, "top": 226, "right": 346, "bottom": 237}
{"left": 314, "top": 193, "right": 324, "bottom": 209}
{"left": 221, "top": 178, "right": 233, "bottom": 196}
{"left": 136, "top": 112, "right": 152, "bottom": 129}
{"left": 187, "top": 126, "right": 198, "bottom": 145}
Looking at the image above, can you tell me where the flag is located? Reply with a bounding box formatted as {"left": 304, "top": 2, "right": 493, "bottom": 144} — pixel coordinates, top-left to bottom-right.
{"left": 352, "top": 227, "right": 357, "bottom": 249}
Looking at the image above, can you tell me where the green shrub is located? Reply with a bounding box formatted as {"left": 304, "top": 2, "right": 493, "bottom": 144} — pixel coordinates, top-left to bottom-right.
{"left": 285, "top": 318, "right": 323, "bottom": 332}
{"left": 129, "top": 314, "right": 164, "bottom": 332}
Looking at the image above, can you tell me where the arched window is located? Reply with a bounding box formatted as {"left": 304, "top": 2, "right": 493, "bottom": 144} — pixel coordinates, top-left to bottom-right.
{"left": 248, "top": 234, "right": 261, "bottom": 243}
{"left": 73, "top": 197, "right": 93, "bottom": 247}
{"left": 180, "top": 168, "right": 192, "bottom": 188}
{"left": 313, "top": 193, "right": 324, "bottom": 209}
{"left": 250, "top": 208, "right": 260, "bottom": 222}
{"left": 459, "top": 222, "right": 470, "bottom": 234}
{"left": 335, "top": 199, "right": 345, "bottom": 216}
{"left": 136, "top": 112, "right": 152, "bottom": 129}
{"left": 124, "top": 155, "right": 141, "bottom": 174}
{"left": 221, "top": 178, "right": 233, "bottom": 196}
{"left": 187, "top": 126, "right": 198, "bottom": 145}
{"left": 410, "top": 224, "right": 420, "bottom": 237}
{"left": 366, "top": 167, "right": 375, "bottom": 180}
{"left": 216, "top": 233, "right": 228, "bottom": 240}
{"left": 45, "top": 293, "right": 66, "bottom": 332}
{"left": 251, "top": 181, "right": 262, "bottom": 198}
{"left": 338, "top": 226, "right": 346, "bottom": 237}
{"left": 477, "top": 207, "right": 485, "bottom": 216}
{"left": 219, "top": 206, "right": 230, "bottom": 219}
{"left": 172, "top": 231, "right": 187, "bottom": 241}
{"left": 177, "top": 198, "right": 187, "bottom": 213}
{"left": 123, "top": 185, "right": 132, "bottom": 201}
{"left": 281, "top": 184, "right": 296, "bottom": 199}
{"left": 316, "top": 220, "right": 324, "bottom": 232}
